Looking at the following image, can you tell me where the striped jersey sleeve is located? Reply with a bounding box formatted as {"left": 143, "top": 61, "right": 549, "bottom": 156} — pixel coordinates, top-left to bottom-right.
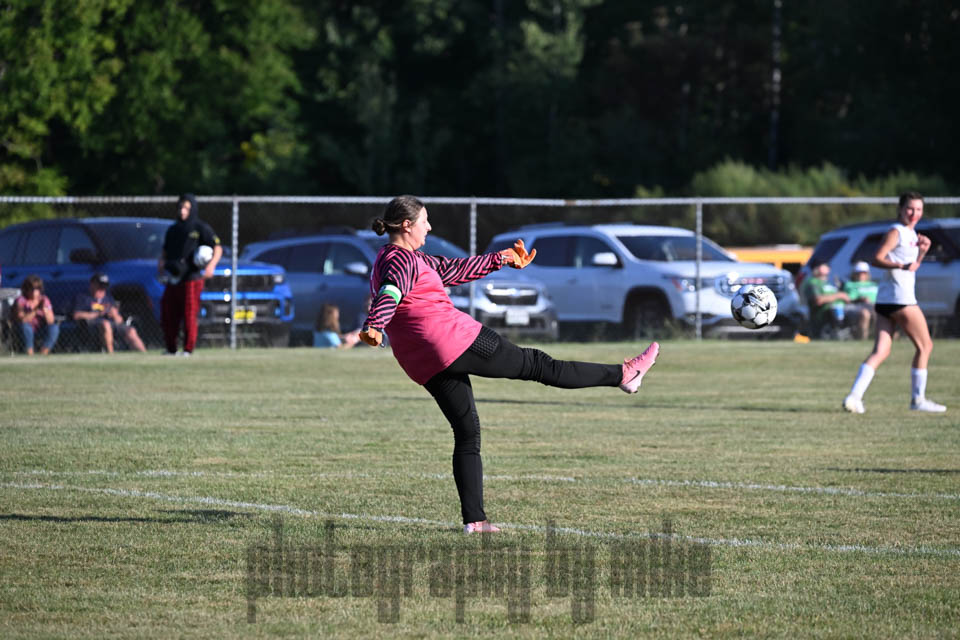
{"left": 420, "top": 252, "right": 504, "bottom": 287}
{"left": 363, "top": 245, "right": 419, "bottom": 331}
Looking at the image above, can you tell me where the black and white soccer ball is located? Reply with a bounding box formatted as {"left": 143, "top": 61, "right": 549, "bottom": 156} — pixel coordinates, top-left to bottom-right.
{"left": 730, "top": 284, "right": 778, "bottom": 329}
{"left": 193, "top": 245, "right": 214, "bottom": 268}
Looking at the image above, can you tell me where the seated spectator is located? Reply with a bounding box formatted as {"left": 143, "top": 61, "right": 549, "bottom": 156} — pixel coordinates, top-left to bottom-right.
{"left": 841, "top": 261, "right": 878, "bottom": 340}
{"left": 72, "top": 273, "right": 147, "bottom": 353}
{"left": 14, "top": 275, "right": 60, "bottom": 355}
{"left": 349, "top": 293, "right": 385, "bottom": 347}
{"left": 802, "top": 260, "right": 852, "bottom": 337}
{"left": 313, "top": 303, "right": 360, "bottom": 349}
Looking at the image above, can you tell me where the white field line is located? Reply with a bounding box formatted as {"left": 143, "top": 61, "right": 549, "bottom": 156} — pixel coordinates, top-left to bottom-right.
{"left": 8, "top": 469, "right": 577, "bottom": 483}
{"left": 625, "top": 477, "right": 960, "bottom": 501}
{"left": 3, "top": 480, "right": 959, "bottom": 559}
{"left": 7, "top": 469, "right": 959, "bottom": 501}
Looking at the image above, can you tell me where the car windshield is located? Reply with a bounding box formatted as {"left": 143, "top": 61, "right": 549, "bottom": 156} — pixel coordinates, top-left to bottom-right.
{"left": 89, "top": 220, "right": 171, "bottom": 260}
{"left": 616, "top": 234, "right": 733, "bottom": 262}
{"left": 362, "top": 234, "right": 468, "bottom": 258}
{"left": 807, "top": 237, "right": 846, "bottom": 267}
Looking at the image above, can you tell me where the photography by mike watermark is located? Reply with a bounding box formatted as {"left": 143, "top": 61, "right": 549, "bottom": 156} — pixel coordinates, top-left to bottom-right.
{"left": 245, "top": 517, "right": 712, "bottom": 624}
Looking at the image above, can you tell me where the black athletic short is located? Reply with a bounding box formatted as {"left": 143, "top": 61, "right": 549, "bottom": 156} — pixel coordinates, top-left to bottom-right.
{"left": 876, "top": 303, "right": 908, "bottom": 318}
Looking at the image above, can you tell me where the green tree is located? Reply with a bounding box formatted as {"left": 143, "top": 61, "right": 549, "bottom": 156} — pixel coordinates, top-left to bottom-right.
{"left": 64, "top": 0, "right": 312, "bottom": 194}
{"left": 0, "top": 0, "right": 128, "bottom": 194}
{"left": 1, "top": 0, "right": 311, "bottom": 195}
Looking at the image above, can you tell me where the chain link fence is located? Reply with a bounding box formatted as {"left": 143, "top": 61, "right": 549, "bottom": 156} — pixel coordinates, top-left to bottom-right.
{"left": 2, "top": 195, "right": 959, "bottom": 354}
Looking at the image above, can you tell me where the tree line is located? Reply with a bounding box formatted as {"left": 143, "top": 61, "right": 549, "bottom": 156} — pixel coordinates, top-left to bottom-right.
{"left": 1, "top": 1, "right": 958, "bottom": 243}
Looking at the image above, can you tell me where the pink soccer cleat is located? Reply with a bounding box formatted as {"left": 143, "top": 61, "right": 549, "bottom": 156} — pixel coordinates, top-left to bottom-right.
{"left": 619, "top": 342, "right": 660, "bottom": 394}
{"left": 463, "top": 520, "right": 501, "bottom": 534}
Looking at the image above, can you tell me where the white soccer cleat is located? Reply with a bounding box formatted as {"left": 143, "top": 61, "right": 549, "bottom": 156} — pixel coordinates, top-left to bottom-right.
{"left": 910, "top": 397, "right": 946, "bottom": 413}
{"left": 843, "top": 394, "right": 865, "bottom": 414}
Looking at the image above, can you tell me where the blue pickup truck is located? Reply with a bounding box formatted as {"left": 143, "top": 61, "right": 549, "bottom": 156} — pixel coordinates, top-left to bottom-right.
{"left": 0, "top": 217, "right": 294, "bottom": 348}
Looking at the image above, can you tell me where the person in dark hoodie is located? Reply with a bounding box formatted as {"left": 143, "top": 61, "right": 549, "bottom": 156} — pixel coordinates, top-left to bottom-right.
{"left": 157, "top": 194, "right": 222, "bottom": 355}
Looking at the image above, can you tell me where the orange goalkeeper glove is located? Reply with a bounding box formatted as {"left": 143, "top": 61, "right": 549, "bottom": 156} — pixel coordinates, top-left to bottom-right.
{"left": 359, "top": 327, "right": 382, "bottom": 347}
{"left": 502, "top": 239, "right": 536, "bottom": 269}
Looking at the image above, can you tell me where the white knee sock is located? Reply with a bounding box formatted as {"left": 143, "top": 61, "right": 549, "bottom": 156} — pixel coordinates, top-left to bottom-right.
{"left": 849, "top": 363, "right": 875, "bottom": 399}
{"left": 911, "top": 368, "right": 927, "bottom": 400}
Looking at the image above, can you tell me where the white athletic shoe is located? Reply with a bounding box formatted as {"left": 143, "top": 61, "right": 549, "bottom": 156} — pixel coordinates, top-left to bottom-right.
{"left": 910, "top": 397, "right": 946, "bottom": 413}
{"left": 843, "top": 394, "right": 865, "bottom": 414}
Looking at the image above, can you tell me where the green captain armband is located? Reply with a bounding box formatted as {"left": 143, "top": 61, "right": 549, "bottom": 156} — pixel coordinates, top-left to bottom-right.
{"left": 378, "top": 283, "right": 402, "bottom": 305}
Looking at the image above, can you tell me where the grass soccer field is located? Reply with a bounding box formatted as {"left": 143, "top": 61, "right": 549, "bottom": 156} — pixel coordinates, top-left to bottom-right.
{"left": 1, "top": 340, "right": 958, "bottom": 638}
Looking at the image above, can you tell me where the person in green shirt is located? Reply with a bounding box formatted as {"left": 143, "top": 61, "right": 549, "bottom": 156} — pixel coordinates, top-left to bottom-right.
{"left": 803, "top": 260, "right": 851, "bottom": 337}
{"left": 842, "top": 261, "right": 878, "bottom": 339}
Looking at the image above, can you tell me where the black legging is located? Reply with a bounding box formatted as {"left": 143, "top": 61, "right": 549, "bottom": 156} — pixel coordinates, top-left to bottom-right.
{"left": 423, "top": 327, "right": 621, "bottom": 524}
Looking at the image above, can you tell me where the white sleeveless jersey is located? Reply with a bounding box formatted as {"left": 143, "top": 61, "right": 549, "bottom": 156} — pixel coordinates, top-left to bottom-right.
{"left": 876, "top": 223, "right": 918, "bottom": 305}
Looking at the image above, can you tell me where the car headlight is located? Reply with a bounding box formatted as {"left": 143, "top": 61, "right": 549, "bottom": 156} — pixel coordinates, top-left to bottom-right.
{"left": 272, "top": 273, "right": 285, "bottom": 285}
{"left": 664, "top": 275, "right": 707, "bottom": 293}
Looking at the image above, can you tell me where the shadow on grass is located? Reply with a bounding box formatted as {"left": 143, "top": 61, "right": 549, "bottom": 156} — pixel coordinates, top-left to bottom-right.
{"left": 390, "top": 393, "right": 821, "bottom": 413}
{"left": 825, "top": 467, "right": 960, "bottom": 474}
{"left": 480, "top": 397, "right": 819, "bottom": 413}
{"left": 1, "top": 509, "right": 254, "bottom": 525}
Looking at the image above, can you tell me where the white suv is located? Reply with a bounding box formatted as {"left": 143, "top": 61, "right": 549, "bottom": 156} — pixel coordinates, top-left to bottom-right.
{"left": 487, "top": 223, "right": 806, "bottom": 337}
{"left": 797, "top": 218, "right": 960, "bottom": 334}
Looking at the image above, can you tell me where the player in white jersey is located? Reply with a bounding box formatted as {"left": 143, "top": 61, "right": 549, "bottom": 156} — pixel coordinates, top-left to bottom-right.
{"left": 843, "top": 192, "right": 946, "bottom": 413}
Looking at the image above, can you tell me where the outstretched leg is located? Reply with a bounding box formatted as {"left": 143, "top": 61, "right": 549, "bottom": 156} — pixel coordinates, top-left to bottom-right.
{"left": 423, "top": 328, "right": 659, "bottom": 529}
{"left": 444, "top": 327, "right": 656, "bottom": 391}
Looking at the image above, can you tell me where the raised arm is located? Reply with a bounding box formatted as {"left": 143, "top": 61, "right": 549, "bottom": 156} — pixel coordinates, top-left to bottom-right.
{"left": 424, "top": 238, "right": 536, "bottom": 286}
{"left": 872, "top": 227, "right": 924, "bottom": 272}
{"left": 422, "top": 252, "right": 504, "bottom": 287}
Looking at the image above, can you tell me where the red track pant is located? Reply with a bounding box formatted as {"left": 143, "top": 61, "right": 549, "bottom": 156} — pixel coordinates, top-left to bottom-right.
{"left": 162, "top": 279, "right": 204, "bottom": 353}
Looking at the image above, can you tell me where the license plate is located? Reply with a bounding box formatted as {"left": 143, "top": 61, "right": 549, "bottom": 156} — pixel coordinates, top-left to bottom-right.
{"left": 234, "top": 307, "right": 256, "bottom": 323}
{"left": 505, "top": 308, "right": 530, "bottom": 326}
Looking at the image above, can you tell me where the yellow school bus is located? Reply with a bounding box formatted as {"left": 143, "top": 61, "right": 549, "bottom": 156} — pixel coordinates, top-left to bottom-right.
{"left": 726, "top": 245, "right": 813, "bottom": 275}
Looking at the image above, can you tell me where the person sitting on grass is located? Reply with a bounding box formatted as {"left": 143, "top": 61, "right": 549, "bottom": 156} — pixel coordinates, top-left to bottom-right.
{"left": 71, "top": 273, "right": 147, "bottom": 353}
{"left": 313, "top": 303, "right": 360, "bottom": 349}
{"left": 14, "top": 275, "right": 60, "bottom": 355}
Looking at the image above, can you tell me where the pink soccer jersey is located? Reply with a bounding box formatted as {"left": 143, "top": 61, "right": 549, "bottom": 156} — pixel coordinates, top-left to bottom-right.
{"left": 364, "top": 244, "right": 503, "bottom": 384}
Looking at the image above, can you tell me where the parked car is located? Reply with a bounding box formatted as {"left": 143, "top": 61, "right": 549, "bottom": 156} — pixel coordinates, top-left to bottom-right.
{"left": 0, "top": 217, "right": 294, "bottom": 348}
{"left": 241, "top": 229, "right": 558, "bottom": 344}
{"left": 796, "top": 218, "right": 960, "bottom": 334}
{"left": 486, "top": 223, "right": 807, "bottom": 337}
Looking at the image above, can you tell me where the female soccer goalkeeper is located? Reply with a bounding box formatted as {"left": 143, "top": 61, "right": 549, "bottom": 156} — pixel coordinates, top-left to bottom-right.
{"left": 359, "top": 195, "right": 659, "bottom": 533}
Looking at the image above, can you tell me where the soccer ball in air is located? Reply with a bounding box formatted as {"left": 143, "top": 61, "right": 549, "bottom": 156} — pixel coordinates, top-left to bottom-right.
{"left": 193, "top": 245, "right": 214, "bottom": 268}
{"left": 730, "top": 284, "right": 778, "bottom": 329}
